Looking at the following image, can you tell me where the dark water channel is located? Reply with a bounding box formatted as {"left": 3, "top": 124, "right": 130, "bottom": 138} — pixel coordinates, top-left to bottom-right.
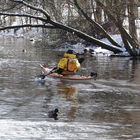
{"left": 0, "top": 36, "right": 140, "bottom": 140}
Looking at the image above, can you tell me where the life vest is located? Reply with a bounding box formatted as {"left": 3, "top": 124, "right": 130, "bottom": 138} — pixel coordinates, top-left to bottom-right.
{"left": 67, "top": 58, "right": 80, "bottom": 72}
{"left": 57, "top": 53, "right": 80, "bottom": 73}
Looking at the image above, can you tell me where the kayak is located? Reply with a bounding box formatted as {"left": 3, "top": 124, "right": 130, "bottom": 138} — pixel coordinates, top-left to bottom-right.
{"left": 40, "top": 64, "right": 95, "bottom": 81}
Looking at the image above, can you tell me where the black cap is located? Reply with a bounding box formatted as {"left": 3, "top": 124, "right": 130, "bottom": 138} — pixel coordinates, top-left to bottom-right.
{"left": 66, "top": 49, "right": 74, "bottom": 54}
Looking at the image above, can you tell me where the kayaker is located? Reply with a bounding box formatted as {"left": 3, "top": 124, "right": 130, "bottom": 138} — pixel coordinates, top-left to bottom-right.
{"left": 52, "top": 49, "right": 82, "bottom": 75}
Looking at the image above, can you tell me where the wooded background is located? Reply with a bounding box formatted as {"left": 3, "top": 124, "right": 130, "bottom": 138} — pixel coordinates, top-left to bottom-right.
{"left": 0, "top": 0, "right": 140, "bottom": 56}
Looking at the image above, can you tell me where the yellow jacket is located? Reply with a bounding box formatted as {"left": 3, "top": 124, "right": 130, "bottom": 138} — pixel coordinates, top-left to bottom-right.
{"left": 58, "top": 53, "right": 80, "bottom": 73}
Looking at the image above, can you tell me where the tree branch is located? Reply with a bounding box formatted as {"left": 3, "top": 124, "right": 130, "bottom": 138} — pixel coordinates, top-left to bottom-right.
{"left": 0, "top": 24, "right": 56, "bottom": 31}
{"left": 49, "top": 20, "right": 122, "bottom": 53}
{"left": 94, "top": 0, "right": 139, "bottom": 55}
{"left": 12, "top": 0, "right": 51, "bottom": 20}
{"left": 73, "top": 0, "right": 122, "bottom": 48}
{"left": 0, "top": 0, "right": 123, "bottom": 54}
{"left": 0, "top": 12, "right": 48, "bottom": 23}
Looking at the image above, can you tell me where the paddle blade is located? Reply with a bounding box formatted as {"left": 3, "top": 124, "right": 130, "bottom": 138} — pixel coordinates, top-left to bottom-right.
{"left": 90, "top": 72, "right": 97, "bottom": 80}
{"left": 36, "top": 74, "right": 46, "bottom": 79}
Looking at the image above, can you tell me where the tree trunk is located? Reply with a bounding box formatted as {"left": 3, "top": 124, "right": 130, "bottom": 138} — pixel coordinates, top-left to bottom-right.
{"left": 95, "top": 0, "right": 140, "bottom": 56}
{"left": 73, "top": 0, "right": 121, "bottom": 48}
{"left": 127, "top": 0, "right": 138, "bottom": 40}
{"left": 49, "top": 20, "right": 122, "bottom": 53}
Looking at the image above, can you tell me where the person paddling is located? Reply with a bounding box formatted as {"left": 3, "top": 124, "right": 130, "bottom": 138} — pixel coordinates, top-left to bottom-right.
{"left": 39, "top": 49, "right": 97, "bottom": 80}
{"left": 52, "top": 49, "right": 82, "bottom": 75}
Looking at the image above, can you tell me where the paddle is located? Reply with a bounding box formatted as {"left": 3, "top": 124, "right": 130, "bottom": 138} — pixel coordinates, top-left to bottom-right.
{"left": 38, "top": 67, "right": 57, "bottom": 79}
{"left": 90, "top": 72, "right": 97, "bottom": 80}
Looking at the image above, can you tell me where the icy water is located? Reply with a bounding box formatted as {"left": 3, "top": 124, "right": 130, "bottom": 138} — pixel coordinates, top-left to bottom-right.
{"left": 0, "top": 36, "right": 140, "bottom": 140}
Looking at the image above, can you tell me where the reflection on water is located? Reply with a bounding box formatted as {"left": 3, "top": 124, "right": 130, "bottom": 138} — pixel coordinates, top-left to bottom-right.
{"left": 57, "top": 84, "right": 78, "bottom": 121}
{"left": 0, "top": 37, "right": 140, "bottom": 139}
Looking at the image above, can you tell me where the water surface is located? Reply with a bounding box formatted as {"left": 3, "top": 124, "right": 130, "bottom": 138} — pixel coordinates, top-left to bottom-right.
{"left": 0, "top": 36, "right": 140, "bottom": 140}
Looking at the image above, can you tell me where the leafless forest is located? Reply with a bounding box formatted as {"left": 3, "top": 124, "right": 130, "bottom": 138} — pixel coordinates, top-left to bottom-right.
{"left": 0, "top": 0, "right": 140, "bottom": 56}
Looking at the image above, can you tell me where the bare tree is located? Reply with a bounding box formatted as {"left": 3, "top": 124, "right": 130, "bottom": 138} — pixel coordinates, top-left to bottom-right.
{"left": 73, "top": 0, "right": 121, "bottom": 48}
{"left": 94, "top": 0, "right": 140, "bottom": 56}
{"left": 127, "top": 0, "right": 138, "bottom": 39}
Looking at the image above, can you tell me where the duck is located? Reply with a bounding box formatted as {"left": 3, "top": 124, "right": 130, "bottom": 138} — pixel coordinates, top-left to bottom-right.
{"left": 22, "top": 49, "right": 27, "bottom": 53}
{"left": 48, "top": 108, "right": 59, "bottom": 120}
{"left": 29, "top": 38, "right": 35, "bottom": 41}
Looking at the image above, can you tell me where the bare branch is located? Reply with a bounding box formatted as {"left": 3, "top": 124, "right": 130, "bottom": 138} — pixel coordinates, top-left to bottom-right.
{"left": 0, "top": 0, "right": 123, "bottom": 54}
{"left": 73, "top": 0, "right": 121, "bottom": 48}
{"left": 94, "top": 0, "right": 139, "bottom": 55}
{"left": 12, "top": 0, "right": 51, "bottom": 20}
{"left": 0, "top": 24, "right": 56, "bottom": 31}
{"left": 0, "top": 12, "right": 48, "bottom": 23}
{"left": 49, "top": 20, "right": 122, "bottom": 54}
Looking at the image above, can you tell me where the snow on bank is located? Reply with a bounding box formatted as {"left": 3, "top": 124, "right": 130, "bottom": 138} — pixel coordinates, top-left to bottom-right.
{"left": 93, "top": 34, "right": 129, "bottom": 56}
{"left": 57, "top": 34, "right": 125, "bottom": 56}
{"left": 93, "top": 47, "right": 113, "bottom": 56}
{"left": 0, "top": 30, "right": 129, "bottom": 57}
{"left": 58, "top": 42, "right": 85, "bottom": 53}
{"left": 101, "top": 34, "right": 123, "bottom": 47}
{"left": 58, "top": 34, "right": 127, "bottom": 57}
